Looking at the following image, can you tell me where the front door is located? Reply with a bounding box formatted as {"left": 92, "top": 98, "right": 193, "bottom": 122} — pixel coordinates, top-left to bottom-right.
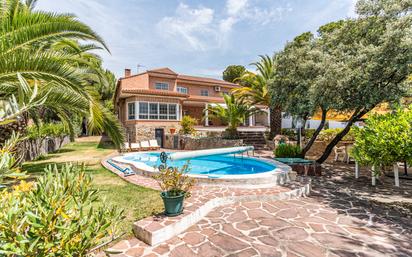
{"left": 155, "top": 128, "right": 164, "bottom": 148}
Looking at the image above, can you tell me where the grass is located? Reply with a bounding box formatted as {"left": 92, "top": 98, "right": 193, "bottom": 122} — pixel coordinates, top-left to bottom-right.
{"left": 22, "top": 136, "right": 163, "bottom": 236}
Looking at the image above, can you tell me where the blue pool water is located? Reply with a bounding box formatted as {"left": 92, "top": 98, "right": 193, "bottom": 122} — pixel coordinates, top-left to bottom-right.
{"left": 121, "top": 152, "right": 276, "bottom": 176}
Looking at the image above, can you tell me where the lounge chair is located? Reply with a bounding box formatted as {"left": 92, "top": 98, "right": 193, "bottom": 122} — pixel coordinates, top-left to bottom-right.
{"left": 149, "top": 139, "right": 161, "bottom": 150}
{"left": 122, "top": 142, "right": 130, "bottom": 152}
{"left": 140, "top": 141, "right": 151, "bottom": 151}
{"left": 130, "top": 142, "right": 141, "bottom": 151}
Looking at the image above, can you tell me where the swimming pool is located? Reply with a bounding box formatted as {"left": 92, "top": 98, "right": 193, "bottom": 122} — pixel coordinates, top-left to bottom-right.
{"left": 111, "top": 151, "right": 293, "bottom": 185}
{"left": 119, "top": 152, "right": 276, "bottom": 176}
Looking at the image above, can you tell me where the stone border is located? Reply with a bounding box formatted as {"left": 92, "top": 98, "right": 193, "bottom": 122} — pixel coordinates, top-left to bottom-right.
{"left": 134, "top": 181, "right": 311, "bottom": 246}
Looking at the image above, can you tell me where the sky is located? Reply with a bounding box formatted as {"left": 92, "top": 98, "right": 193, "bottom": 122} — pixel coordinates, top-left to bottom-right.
{"left": 37, "top": 0, "right": 357, "bottom": 79}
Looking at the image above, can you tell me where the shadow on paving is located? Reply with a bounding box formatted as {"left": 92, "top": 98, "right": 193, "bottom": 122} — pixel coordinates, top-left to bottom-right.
{"left": 311, "top": 162, "right": 412, "bottom": 235}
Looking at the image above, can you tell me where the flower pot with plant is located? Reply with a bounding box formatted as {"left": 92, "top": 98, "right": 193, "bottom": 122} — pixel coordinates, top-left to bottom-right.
{"left": 154, "top": 162, "right": 195, "bottom": 216}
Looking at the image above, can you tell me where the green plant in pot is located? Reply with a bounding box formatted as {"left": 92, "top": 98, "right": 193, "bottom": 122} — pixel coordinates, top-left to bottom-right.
{"left": 154, "top": 163, "right": 195, "bottom": 216}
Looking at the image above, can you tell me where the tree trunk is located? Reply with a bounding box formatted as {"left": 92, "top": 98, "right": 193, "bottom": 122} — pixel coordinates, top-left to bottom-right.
{"left": 316, "top": 109, "right": 369, "bottom": 164}
{"left": 301, "top": 108, "right": 327, "bottom": 157}
{"left": 269, "top": 105, "right": 282, "bottom": 139}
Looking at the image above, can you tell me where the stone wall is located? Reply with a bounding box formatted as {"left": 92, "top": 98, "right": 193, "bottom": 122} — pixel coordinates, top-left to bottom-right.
{"left": 21, "top": 136, "right": 70, "bottom": 161}
{"left": 125, "top": 123, "right": 181, "bottom": 143}
{"left": 164, "top": 135, "right": 243, "bottom": 150}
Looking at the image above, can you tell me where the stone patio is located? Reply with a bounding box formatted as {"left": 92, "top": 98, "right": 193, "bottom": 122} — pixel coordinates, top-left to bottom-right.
{"left": 99, "top": 154, "right": 412, "bottom": 257}
{"left": 105, "top": 197, "right": 412, "bottom": 257}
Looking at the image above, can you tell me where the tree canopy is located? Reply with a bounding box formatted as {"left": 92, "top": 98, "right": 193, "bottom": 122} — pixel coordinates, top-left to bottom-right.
{"left": 271, "top": 0, "right": 411, "bottom": 163}
{"left": 222, "top": 65, "right": 246, "bottom": 83}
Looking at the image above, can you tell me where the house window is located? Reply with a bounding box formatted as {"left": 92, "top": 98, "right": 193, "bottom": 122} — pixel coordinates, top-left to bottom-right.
{"left": 169, "top": 104, "right": 177, "bottom": 120}
{"left": 139, "top": 102, "right": 148, "bottom": 119}
{"left": 137, "top": 102, "right": 179, "bottom": 120}
{"left": 128, "top": 102, "right": 135, "bottom": 120}
{"left": 155, "top": 82, "right": 169, "bottom": 90}
{"left": 149, "top": 103, "right": 158, "bottom": 119}
{"left": 177, "top": 86, "right": 188, "bottom": 94}
{"left": 200, "top": 89, "right": 209, "bottom": 96}
{"left": 159, "top": 104, "right": 168, "bottom": 120}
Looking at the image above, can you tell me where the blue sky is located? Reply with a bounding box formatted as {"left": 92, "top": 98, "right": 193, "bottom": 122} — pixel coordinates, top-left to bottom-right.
{"left": 37, "top": 0, "right": 356, "bottom": 79}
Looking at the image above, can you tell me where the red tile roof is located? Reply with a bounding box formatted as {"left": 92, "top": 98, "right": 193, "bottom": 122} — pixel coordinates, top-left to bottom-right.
{"left": 122, "top": 89, "right": 189, "bottom": 98}
{"left": 177, "top": 74, "right": 238, "bottom": 87}
{"left": 147, "top": 67, "right": 178, "bottom": 75}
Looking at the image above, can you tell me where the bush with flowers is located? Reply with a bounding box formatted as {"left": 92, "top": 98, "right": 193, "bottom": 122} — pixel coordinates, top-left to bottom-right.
{"left": 0, "top": 163, "right": 124, "bottom": 256}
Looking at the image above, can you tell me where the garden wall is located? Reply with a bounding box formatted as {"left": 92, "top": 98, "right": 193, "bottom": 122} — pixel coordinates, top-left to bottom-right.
{"left": 21, "top": 136, "right": 70, "bottom": 161}
{"left": 164, "top": 135, "right": 243, "bottom": 150}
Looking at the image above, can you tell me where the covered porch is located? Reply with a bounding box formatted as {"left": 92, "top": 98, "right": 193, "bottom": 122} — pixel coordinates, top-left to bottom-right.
{"left": 182, "top": 101, "right": 270, "bottom": 128}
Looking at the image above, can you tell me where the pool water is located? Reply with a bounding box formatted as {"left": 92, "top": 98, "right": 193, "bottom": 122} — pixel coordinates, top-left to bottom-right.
{"left": 121, "top": 152, "right": 277, "bottom": 176}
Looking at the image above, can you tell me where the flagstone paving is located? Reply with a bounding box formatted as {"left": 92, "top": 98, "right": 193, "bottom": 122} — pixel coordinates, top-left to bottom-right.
{"left": 100, "top": 154, "right": 412, "bottom": 257}
{"left": 105, "top": 197, "right": 412, "bottom": 257}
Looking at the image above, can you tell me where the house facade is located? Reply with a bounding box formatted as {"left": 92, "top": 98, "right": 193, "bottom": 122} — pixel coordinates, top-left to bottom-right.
{"left": 114, "top": 67, "right": 268, "bottom": 145}
{"left": 114, "top": 67, "right": 354, "bottom": 146}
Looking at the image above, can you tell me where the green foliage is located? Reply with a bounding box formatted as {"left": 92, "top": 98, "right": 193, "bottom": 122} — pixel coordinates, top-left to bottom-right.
{"left": 26, "top": 123, "right": 69, "bottom": 140}
{"left": 0, "top": 0, "right": 125, "bottom": 148}
{"left": 206, "top": 94, "right": 258, "bottom": 138}
{"left": 281, "top": 128, "right": 297, "bottom": 140}
{"left": 274, "top": 144, "right": 302, "bottom": 158}
{"left": 180, "top": 116, "right": 197, "bottom": 135}
{"left": 352, "top": 107, "right": 412, "bottom": 168}
{"left": 318, "top": 128, "right": 355, "bottom": 142}
{"left": 271, "top": 0, "right": 411, "bottom": 162}
{"left": 154, "top": 163, "right": 195, "bottom": 197}
{"left": 222, "top": 65, "right": 246, "bottom": 83}
{"left": 0, "top": 163, "right": 124, "bottom": 256}
{"left": 0, "top": 133, "right": 26, "bottom": 185}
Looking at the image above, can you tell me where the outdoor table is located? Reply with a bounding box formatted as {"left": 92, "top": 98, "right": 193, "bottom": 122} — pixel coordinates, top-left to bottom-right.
{"left": 274, "top": 158, "right": 320, "bottom": 176}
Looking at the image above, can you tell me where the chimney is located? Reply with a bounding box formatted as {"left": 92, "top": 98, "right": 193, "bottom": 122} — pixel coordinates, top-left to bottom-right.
{"left": 124, "top": 68, "right": 131, "bottom": 77}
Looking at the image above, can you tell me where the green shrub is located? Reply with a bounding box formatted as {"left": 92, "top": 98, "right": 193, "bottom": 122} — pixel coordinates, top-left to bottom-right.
{"left": 303, "top": 129, "right": 316, "bottom": 140}
{"left": 317, "top": 128, "right": 355, "bottom": 142}
{"left": 274, "top": 144, "right": 302, "bottom": 158}
{"left": 26, "top": 122, "right": 69, "bottom": 140}
{"left": 180, "top": 116, "right": 197, "bottom": 135}
{"left": 0, "top": 163, "right": 124, "bottom": 256}
{"left": 281, "top": 128, "right": 296, "bottom": 140}
{"left": 352, "top": 108, "right": 412, "bottom": 170}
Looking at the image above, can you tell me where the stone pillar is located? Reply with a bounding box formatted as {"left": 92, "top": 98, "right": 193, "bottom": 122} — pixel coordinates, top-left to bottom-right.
{"left": 205, "top": 104, "right": 209, "bottom": 126}
{"left": 249, "top": 114, "right": 253, "bottom": 127}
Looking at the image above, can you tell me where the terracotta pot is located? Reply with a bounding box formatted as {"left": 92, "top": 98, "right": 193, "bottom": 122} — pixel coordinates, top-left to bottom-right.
{"left": 170, "top": 128, "right": 176, "bottom": 134}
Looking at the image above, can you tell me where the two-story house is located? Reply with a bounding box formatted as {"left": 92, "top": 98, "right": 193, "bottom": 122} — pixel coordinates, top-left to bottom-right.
{"left": 114, "top": 67, "right": 261, "bottom": 145}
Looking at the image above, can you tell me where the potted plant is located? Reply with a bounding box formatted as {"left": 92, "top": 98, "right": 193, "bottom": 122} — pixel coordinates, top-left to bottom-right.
{"left": 154, "top": 163, "right": 195, "bottom": 216}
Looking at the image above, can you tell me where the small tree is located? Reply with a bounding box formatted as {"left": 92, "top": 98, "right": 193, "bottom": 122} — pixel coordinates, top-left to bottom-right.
{"left": 206, "top": 94, "right": 258, "bottom": 138}
{"left": 180, "top": 115, "right": 197, "bottom": 135}
{"left": 222, "top": 65, "right": 246, "bottom": 83}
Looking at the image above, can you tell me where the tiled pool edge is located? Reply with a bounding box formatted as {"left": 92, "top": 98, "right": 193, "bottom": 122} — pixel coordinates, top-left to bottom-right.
{"left": 133, "top": 181, "right": 311, "bottom": 246}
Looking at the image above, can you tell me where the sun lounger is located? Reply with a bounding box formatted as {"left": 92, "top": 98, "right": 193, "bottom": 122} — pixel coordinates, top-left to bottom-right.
{"left": 140, "top": 141, "right": 151, "bottom": 151}
{"left": 130, "top": 142, "right": 141, "bottom": 151}
{"left": 149, "top": 139, "right": 161, "bottom": 150}
{"left": 122, "top": 142, "right": 130, "bottom": 152}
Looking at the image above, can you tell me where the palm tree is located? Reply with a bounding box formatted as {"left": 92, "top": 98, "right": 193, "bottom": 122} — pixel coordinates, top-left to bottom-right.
{"left": 233, "top": 55, "right": 281, "bottom": 139}
{"left": 0, "top": 0, "right": 124, "bottom": 147}
{"left": 206, "top": 94, "right": 258, "bottom": 138}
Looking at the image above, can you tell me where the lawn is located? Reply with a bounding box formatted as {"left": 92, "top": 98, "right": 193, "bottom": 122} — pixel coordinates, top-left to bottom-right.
{"left": 22, "top": 136, "right": 163, "bottom": 236}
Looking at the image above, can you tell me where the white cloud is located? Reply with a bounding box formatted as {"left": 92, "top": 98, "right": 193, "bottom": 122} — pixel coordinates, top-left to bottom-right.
{"left": 157, "top": 3, "right": 217, "bottom": 51}
{"left": 226, "top": 0, "right": 248, "bottom": 16}
{"left": 157, "top": 1, "right": 292, "bottom": 52}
